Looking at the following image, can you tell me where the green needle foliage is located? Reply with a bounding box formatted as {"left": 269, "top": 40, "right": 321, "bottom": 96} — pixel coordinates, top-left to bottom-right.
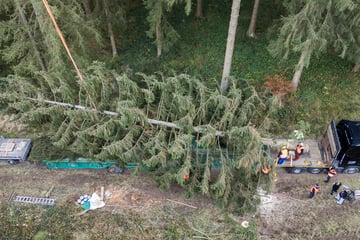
{"left": 1, "top": 60, "right": 279, "bottom": 208}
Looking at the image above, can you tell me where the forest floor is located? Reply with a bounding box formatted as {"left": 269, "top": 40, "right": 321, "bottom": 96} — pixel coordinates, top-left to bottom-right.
{"left": 1, "top": 161, "right": 360, "bottom": 239}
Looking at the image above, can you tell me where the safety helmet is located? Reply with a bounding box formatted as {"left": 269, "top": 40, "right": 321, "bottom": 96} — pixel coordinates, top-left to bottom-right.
{"left": 315, "top": 184, "right": 320, "bottom": 189}
{"left": 281, "top": 145, "right": 287, "bottom": 149}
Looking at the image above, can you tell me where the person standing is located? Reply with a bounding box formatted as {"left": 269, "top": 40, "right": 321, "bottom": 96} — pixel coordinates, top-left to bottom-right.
{"left": 277, "top": 146, "right": 289, "bottom": 165}
{"left": 330, "top": 182, "right": 342, "bottom": 195}
{"left": 309, "top": 183, "right": 320, "bottom": 198}
{"left": 324, "top": 166, "right": 337, "bottom": 183}
{"left": 294, "top": 143, "right": 304, "bottom": 160}
{"left": 336, "top": 189, "right": 350, "bottom": 205}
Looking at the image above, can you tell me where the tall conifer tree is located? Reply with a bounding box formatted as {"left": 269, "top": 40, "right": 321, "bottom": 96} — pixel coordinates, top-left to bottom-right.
{"left": 268, "top": 0, "right": 360, "bottom": 90}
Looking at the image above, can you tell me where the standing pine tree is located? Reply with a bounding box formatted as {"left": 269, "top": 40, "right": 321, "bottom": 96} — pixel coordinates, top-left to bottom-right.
{"left": 268, "top": 0, "right": 360, "bottom": 90}
{"left": 144, "top": 0, "right": 191, "bottom": 57}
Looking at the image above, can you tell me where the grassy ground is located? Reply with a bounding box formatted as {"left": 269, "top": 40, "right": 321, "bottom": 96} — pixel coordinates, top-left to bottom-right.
{"left": 259, "top": 170, "right": 360, "bottom": 240}
{"left": 0, "top": 163, "right": 257, "bottom": 240}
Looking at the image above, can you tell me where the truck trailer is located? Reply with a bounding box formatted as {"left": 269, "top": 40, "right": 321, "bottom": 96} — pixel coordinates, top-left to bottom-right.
{"left": 263, "top": 120, "right": 360, "bottom": 174}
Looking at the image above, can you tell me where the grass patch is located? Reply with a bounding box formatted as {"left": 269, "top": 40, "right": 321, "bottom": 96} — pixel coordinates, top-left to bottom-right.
{"left": 0, "top": 202, "right": 257, "bottom": 239}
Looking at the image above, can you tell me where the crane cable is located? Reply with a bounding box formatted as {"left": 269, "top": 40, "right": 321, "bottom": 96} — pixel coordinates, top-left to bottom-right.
{"left": 41, "top": 0, "right": 96, "bottom": 109}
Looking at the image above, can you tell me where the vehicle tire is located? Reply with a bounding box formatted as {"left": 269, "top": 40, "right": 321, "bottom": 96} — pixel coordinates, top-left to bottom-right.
{"left": 7, "top": 160, "right": 16, "bottom": 165}
{"left": 343, "top": 167, "right": 360, "bottom": 174}
{"left": 308, "top": 168, "right": 323, "bottom": 174}
{"left": 288, "top": 168, "right": 303, "bottom": 174}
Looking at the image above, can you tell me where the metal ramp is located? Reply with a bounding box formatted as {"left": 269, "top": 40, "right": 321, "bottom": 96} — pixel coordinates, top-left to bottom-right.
{"left": 14, "top": 195, "right": 56, "bottom": 206}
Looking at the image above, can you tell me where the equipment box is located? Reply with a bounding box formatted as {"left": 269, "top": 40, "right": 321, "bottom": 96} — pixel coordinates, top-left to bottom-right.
{"left": 0, "top": 137, "right": 32, "bottom": 163}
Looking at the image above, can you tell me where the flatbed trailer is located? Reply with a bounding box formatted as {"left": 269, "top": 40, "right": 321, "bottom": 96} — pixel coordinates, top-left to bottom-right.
{"left": 263, "top": 120, "right": 360, "bottom": 174}
{"left": 262, "top": 138, "right": 329, "bottom": 174}
{"left": 0, "top": 137, "right": 32, "bottom": 164}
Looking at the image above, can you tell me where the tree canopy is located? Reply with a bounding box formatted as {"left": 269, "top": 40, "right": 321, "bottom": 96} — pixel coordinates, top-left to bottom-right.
{"left": 268, "top": 0, "right": 360, "bottom": 89}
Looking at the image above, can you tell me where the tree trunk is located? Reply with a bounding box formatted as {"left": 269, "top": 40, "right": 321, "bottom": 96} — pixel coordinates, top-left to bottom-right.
{"left": 30, "top": 98, "right": 226, "bottom": 137}
{"left": 247, "top": 0, "right": 260, "bottom": 38}
{"left": 220, "top": 0, "right": 241, "bottom": 94}
{"left": 17, "top": 3, "right": 47, "bottom": 71}
{"left": 196, "top": 0, "right": 203, "bottom": 18}
{"left": 156, "top": 16, "right": 162, "bottom": 57}
{"left": 291, "top": 49, "right": 310, "bottom": 90}
{"left": 352, "top": 64, "right": 360, "bottom": 72}
{"left": 82, "top": 0, "right": 92, "bottom": 16}
{"left": 31, "top": 0, "right": 52, "bottom": 51}
{"left": 104, "top": 0, "right": 118, "bottom": 57}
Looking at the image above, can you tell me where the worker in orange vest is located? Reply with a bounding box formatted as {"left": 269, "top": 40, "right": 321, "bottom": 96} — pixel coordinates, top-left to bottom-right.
{"left": 309, "top": 183, "right": 320, "bottom": 198}
{"left": 324, "top": 166, "right": 337, "bottom": 183}
{"left": 294, "top": 143, "right": 304, "bottom": 160}
{"left": 261, "top": 165, "right": 271, "bottom": 174}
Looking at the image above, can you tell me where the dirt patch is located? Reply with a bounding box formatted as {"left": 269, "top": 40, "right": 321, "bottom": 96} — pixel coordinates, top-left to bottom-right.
{"left": 258, "top": 169, "right": 360, "bottom": 240}
{"left": 2, "top": 162, "right": 360, "bottom": 239}
{"left": 0, "top": 162, "right": 213, "bottom": 215}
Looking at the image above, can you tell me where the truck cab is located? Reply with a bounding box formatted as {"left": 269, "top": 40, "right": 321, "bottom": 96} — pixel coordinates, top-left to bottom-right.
{"left": 330, "top": 120, "right": 360, "bottom": 173}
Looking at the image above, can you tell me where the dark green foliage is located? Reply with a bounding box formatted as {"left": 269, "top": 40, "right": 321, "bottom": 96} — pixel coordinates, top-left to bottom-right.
{"left": 1, "top": 58, "right": 279, "bottom": 206}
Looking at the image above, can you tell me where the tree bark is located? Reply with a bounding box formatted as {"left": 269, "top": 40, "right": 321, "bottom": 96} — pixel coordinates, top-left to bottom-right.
{"left": 220, "top": 0, "right": 241, "bottom": 94}
{"left": 352, "top": 64, "right": 360, "bottom": 72}
{"left": 30, "top": 98, "right": 226, "bottom": 137}
{"left": 247, "top": 0, "right": 260, "bottom": 38}
{"left": 82, "top": 0, "right": 92, "bottom": 17}
{"left": 196, "top": 0, "right": 203, "bottom": 18}
{"left": 291, "top": 49, "right": 310, "bottom": 90}
{"left": 156, "top": 16, "right": 162, "bottom": 57}
{"left": 31, "top": 0, "right": 52, "bottom": 51}
{"left": 17, "top": 3, "right": 47, "bottom": 71}
{"left": 104, "top": 0, "right": 118, "bottom": 57}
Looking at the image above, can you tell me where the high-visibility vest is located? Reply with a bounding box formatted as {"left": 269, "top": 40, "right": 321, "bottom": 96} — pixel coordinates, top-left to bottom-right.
{"left": 296, "top": 145, "right": 304, "bottom": 154}
{"left": 311, "top": 186, "right": 320, "bottom": 193}
{"left": 328, "top": 168, "right": 337, "bottom": 177}
{"left": 262, "top": 166, "right": 271, "bottom": 174}
{"left": 279, "top": 149, "right": 288, "bottom": 158}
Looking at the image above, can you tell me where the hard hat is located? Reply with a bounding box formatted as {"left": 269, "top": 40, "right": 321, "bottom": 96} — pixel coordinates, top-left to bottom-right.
{"left": 281, "top": 146, "right": 287, "bottom": 149}
{"left": 315, "top": 184, "right": 319, "bottom": 189}
{"left": 299, "top": 142, "right": 304, "bottom": 146}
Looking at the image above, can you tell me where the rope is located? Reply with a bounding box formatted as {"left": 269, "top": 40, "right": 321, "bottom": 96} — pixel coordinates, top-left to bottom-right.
{"left": 41, "top": 0, "right": 96, "bottom": 109}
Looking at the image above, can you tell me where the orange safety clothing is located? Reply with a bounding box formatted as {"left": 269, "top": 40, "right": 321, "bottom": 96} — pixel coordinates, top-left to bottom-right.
{"left": 262, "top": 166, "right": 271, "bottom": 174}
{"left": 328, "top": 167, "right": 337, "bottom": 177}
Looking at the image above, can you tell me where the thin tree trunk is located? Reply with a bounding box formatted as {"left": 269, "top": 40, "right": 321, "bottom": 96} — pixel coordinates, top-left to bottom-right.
{"left": 17, "top": 3, "right": 47, "bottom": 71}
{"left": 292, "top": 49, "right": 310, "bottom": 90}
{"left": 352, "top": 64, "right": 360, "bottom": 72}
{"left": 220, "top": 0, "right": 241, "bottom": 94}
{"left": 82, "top": 0, "right": 92, "bottom": 16}
{"left": 247, "top": 0, "right": 260, "bottom": 38}
{"left": 156, "top": 16, "right": 162, "bottom": 57}
{"left": 196, "top": 0, "right": 203, "bottom": 18}
{"left": 31, "top": 0, "right": 52, "bottom": 51}
{"left": 29, "top": 98, "right": 226, "bottom": 137}
{"left": 104, "top": 0, "right": 118, "bottom": 57}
